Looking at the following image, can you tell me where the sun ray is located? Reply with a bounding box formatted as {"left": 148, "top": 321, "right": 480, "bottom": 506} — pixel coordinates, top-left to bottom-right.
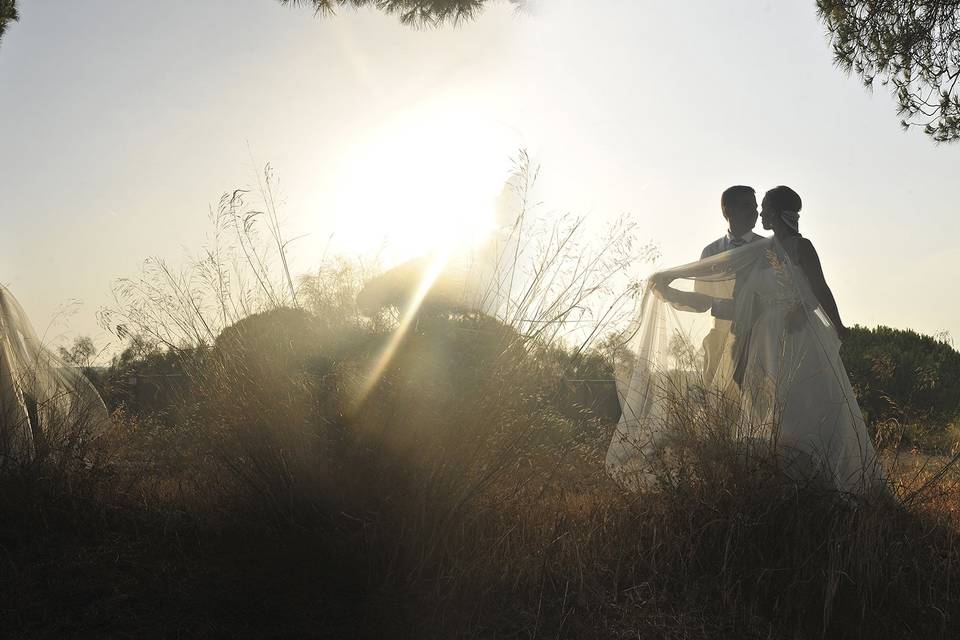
{"left": 349, "top": 248, "right": 452, "bottom": 413}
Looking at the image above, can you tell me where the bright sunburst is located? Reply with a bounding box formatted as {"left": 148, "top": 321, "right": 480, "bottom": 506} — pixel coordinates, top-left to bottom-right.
{"left": 328, "top": 105, "right": 518, "bottom": 265}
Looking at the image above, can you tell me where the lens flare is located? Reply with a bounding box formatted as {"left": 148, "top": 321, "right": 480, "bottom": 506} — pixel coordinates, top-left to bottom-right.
{"left": 350, "top": 249, "right": 452, "bottom": 413}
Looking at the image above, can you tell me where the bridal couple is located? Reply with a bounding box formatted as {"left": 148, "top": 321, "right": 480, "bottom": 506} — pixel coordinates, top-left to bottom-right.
{"left": 606, "top": 185, "right": 883, "bottom": 494}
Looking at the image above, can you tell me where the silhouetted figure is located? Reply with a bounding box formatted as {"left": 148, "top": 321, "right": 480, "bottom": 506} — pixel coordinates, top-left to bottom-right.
{"left": 613, "top": 185, "right": 882, "bottom": 493}
{"left": 654, "top": 185, "right": 848, "bottom": 384}
{"left": 696, "top": 185, "right": 764, "bottom": 384}
{"left": 759, "top": 186, "right": 848, "bottom": 339}
{"left": 700, "top": 185, "right": 763, "bottom": 259}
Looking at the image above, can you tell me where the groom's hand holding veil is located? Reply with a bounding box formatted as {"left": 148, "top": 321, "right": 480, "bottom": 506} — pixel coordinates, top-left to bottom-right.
{"left": 650, "top": 273, "right": 715, "bottom": 314}
{"left": 649, "top": 272, "right": 671, "bottom": 291}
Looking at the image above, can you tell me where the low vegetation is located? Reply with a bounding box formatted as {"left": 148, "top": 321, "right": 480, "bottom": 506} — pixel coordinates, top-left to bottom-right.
{"left": 4, "top": 165, "right": 960, "bottom": 638}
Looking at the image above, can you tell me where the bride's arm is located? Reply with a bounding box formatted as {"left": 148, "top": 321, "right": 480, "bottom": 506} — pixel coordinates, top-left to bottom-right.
{"left": 796, "top": 239, "right": 848, "bottom": 338}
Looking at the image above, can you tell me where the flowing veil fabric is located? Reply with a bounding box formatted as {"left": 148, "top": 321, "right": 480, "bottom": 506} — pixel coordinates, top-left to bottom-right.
{"left": 606, "top": 237, "right": 883, "bottom": 493}
{"left": 0, "top": 286, "right": 110, "bottom": 466}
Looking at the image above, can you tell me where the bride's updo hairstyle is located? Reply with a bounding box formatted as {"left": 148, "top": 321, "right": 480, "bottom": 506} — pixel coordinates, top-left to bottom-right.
{"left": 765, "top": 185, "right": 802, "bottom": 213}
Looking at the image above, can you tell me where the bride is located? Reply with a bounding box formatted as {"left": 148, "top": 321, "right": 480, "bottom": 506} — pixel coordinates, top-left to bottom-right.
{"left": 607, "top": 186, "right": 883, "bottom": 493}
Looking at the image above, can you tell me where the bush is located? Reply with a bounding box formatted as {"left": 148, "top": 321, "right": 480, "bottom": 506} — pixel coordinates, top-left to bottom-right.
{"left": 84, "top": 304, "right": 960, "bottom": 638}
{"left": 843, "top": 325, "right": 960, "bottom": 438}
{"left": 40, "top": 162, "right": 955, "bottom": 637}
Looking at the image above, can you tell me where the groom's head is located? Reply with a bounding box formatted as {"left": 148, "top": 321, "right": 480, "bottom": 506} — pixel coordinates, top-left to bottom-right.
{"left": 720, "top": 185, "right": 758, "bottom": 237}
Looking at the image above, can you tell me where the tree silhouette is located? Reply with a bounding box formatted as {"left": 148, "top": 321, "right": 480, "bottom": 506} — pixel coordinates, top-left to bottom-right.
{"left": 841, "top": 324, "right": 960, "bottom": 429}
{"left": 817, "top": 1, "right": 960, "bottom": 142}
{"left": 58, "top": 336, "right": 97, "bottom": 369}
{"left": 3, "top": 0, "right": 956, "bottom": 142}
{"left": 0, "top": 0, "right": 17, "bottom": 47}
{"left": 279, "top": 0, "right": 510, "bottom": 27}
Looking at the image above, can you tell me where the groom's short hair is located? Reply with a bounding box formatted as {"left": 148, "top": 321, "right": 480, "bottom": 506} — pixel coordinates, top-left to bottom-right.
{"left": 765, "top": 185, "right": 802, "bottom": 212}
{"left": 720, "top": 185, "right": 755, "bottom": 210}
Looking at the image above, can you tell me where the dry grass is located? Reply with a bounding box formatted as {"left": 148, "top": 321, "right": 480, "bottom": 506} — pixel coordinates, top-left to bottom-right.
{"left": 5, "top": 306, "right": 957, "bottom": 639}
{"left": 4, "top": 159, "right": 958, "bottom": 638}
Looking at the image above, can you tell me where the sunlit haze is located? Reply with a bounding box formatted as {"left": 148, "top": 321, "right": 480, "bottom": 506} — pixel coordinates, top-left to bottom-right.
{"left": 326, "top": 104, "right": 515, "bottom": 261}
{"left": 2, "top": 0, "right": 958, "bottom": 353}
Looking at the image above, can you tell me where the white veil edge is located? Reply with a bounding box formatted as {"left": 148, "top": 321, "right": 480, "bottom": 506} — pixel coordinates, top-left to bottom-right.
{"left": 0, "top": 286, "right": 110, "bottom": 467}
{"left": 607, "top": 237, "right": 883, "bottom": 494}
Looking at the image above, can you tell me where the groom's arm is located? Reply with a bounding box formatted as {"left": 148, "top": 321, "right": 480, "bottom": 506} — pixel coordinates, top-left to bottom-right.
{"left": 656, "top": 287, "right": 715, "bottom": 313}
{"left": 652, "top": 273, "right": 715, "bottom": 313}
{"left": 710, "top": 297, "right": 734, "bottom": 321}
{"left": 662, "top": 240, "right": 734, "bottom": 316}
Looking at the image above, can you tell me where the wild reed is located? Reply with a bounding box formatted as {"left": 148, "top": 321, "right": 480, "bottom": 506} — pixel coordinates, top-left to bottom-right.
{"left": 4, "top": 157, "right": 957, "bottom": 638}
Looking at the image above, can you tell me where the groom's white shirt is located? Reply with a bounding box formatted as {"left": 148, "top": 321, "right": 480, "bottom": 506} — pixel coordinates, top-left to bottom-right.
{"left": 700, "top": 229, "right": 764, "bottom": 260}
{"left": 698, "top": 229, "right": 764, "bottom": 318}
{"left": 696, "top": 230, "right": 763, "bottom": 385}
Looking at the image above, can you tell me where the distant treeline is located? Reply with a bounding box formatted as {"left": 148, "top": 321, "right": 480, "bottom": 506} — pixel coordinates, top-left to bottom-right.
{"left": 842, "top": 325, "right": 960, "bottom": 430}
{"left": 82, "top": 318, "right": 960, "bottom": 438}
{"left": 92, "top": 308, "right": 621, "bottom": 429}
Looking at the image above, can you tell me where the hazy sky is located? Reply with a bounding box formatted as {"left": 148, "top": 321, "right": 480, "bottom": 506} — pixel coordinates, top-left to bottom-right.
{"left": 2, "top": 0, "right": 958, "bottom": 352}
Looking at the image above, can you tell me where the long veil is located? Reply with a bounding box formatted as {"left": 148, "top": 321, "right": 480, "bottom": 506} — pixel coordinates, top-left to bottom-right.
{"left": 0, "top": 286, "right": 110, "bottom": 467}
{"left": 607, "top": 237, "right": 882, "bottom": 493}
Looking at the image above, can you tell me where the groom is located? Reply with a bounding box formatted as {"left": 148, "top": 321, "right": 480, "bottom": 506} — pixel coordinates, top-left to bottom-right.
{"left": 696, "top": 185, "right": 762, "bottom": 385}
{"left": 700, "top": 185, "right": 762, "bottom": 260}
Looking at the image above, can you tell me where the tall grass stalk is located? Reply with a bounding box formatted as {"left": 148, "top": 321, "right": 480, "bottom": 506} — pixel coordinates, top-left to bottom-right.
{"left": 80, "top": 157, "right": 960, "bottom": 638}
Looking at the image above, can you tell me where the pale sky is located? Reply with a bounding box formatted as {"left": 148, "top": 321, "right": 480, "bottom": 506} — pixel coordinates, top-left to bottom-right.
{"left": 1, "top": 0, "right": 958, "bottom": 352}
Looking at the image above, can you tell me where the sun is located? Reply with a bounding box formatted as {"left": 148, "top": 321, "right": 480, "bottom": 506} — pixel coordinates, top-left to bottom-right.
{"left": 328, "top": 106, "right": 519, "bottom": 266}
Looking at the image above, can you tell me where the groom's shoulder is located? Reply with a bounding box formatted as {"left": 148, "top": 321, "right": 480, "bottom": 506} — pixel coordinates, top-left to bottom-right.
{"left": 700, "top": 236, "right": 727, "bottom": 260}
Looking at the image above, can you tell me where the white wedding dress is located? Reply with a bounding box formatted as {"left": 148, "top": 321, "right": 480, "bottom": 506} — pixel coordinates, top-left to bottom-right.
{"left": 0, "top": 286, "right": 110, "bottom": 467}
{"left": 606, "top": 237, "right": 882, "bottom": 493}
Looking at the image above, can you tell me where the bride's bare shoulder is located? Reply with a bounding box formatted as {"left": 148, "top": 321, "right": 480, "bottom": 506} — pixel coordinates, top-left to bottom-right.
{"left": 778, "top": 235, "right": 815, "bottom": 259}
